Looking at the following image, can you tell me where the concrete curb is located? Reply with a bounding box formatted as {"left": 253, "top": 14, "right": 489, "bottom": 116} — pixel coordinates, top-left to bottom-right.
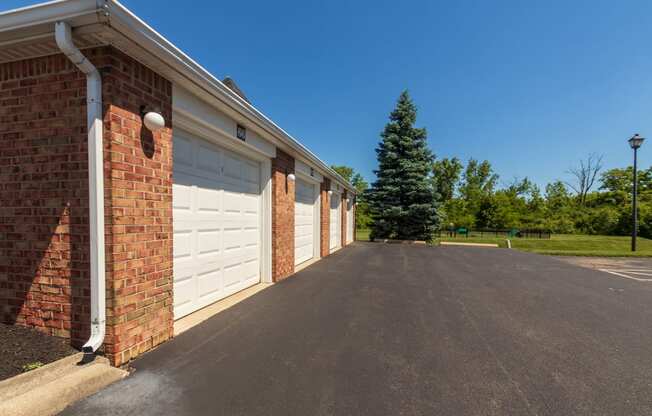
{"left": 439, "top": 241, "right": 500, "bottom": 248}
{"left": 370, "top": 239, "right": 427, "bottom": 245}
{"left": 0, "top": 353, "right": 127, "bottom": 416}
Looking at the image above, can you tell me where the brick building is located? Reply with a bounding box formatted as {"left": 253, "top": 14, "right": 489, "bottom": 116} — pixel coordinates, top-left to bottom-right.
{"left": 0, "top": 0, "right": 355, "bottom": 366}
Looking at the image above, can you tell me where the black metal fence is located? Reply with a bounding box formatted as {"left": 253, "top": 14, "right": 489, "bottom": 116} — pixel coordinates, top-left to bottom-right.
{"left": 437, "top": 228, "right": 551, "bottom": 239}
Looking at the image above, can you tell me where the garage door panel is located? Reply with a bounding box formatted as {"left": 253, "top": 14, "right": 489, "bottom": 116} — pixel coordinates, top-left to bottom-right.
{"left": 242, "top": 259, "right": 259, "bottom": 279}
{"left": 295, "top": 225, "right": 311, "bottom": 238}
{"left": 223, "top": 152, "right": 242, "bottom": 179}
{"left": 172, "top": 264, "right": 195, "bottom": 315}
{"left": 221, "top": 216, "right": 258, "bottom": 229}
{"left": 173, "top": 184, "right": 192, "bottom": 209}
{"left": 295, "top": 179, "right": 316, "bottom": 266}
{"left": 221, "top": 256, "right": 258, "bottom": 277}
{"left": 197, "top": 187, "right": 222, "bottom": 212}
{"left": 173, "top": 260, "right": 195, "bottom": 283}
{"left": 296, "top": 182, "right": 313, "bottom": 202}
{"left": 243, "top": 161, "right": 260, "bottom": 184}
{"left": 346, "top": 198, "right": 354, "bottom": 243}
{"left": 197, "top": 229, "right": 221, "bottom": 255}
{"left": 223, "top": 261, "right": 258, "bottom": 287}
{"left": 196, "top": 145, "right": 221, "bottom": 174}
{"left": 295, "top": 240, "right": 312, "bottom": 264}
{"left": 296, "top": 205, "right": 312, "bottom": 219}
{"left": 197, "top": 268, "right": 222, "bottom": 297}
{"left": 223, "top": 264, "right": 242, "bottom": 288}
{"left": 295, "top": 249, "right": 311, "bottom": 264}
{"left": 221, "top": 181, "right": 258, "bottom": 196}
{"left": 242, "top": 228, "right": 259, "bottom": 246}
{"left": 296, "top": 238, "right": 311, "bottom": 256}
{"left": 173, "top": 131, "right": 262, "bottom": 319}
{"left": 295, "top": 227, "right": 311, "bottom": 239}
{"left": 174, "top": 135, "right": 194, "bottom": 168}
{"left": 221, "top": 230, "right": 256, "bottom": 248}
{"left": 223, "top": 192, "right": 245, "bottom": 213}
{"left": 330, "top": 193, "right": 341, "bottom": 250}
{"left": 241, "top": 193, "right": 260, "bottom": 214}
{"left": 222, "top": 228, "right": 245, "bottom": 251}
{"left": 173, "top": 230, "right": 193, "bottom": 259}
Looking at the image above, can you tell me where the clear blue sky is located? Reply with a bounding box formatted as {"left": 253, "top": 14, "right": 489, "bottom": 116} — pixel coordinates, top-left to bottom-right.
{"left": 5, "top": 0, "right": 652, "bottom": 189}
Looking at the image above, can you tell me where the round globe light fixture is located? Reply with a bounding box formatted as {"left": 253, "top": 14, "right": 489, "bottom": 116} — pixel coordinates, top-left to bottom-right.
{"left": 143, "top": 111, "right": 165, "bottom": 133}
{"left": 287, "top": 173, "right": 296, "bottom": 181}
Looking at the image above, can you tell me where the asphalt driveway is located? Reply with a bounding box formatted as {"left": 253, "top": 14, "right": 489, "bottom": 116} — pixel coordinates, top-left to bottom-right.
{"left": 61, "top": 243, "right": 652, "bottom": 415}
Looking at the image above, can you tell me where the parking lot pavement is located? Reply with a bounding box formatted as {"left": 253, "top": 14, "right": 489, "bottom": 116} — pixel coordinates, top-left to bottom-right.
{"left": 556, "top": 256, "right": 652, "bottom": 281}
{"left": 61, "top": 244, "right": 652, "bottom": 416}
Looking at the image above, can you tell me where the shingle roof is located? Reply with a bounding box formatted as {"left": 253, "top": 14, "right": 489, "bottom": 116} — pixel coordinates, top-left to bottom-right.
{"left": 222, "top": 77, "right": 250, "bottom": 104}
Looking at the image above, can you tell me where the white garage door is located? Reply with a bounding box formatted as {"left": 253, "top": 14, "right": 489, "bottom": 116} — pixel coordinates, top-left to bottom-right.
{"left": 346, "top": 198, "right": 354, "bottom": 243}
{"left": 329, "top": 192, "right": 341, "bottom": 250}
{"left": 173, "top": 130, "right": 261, "bottom": 319}
{"left": 295, "top": 179, "right": 316, "bottom": 266}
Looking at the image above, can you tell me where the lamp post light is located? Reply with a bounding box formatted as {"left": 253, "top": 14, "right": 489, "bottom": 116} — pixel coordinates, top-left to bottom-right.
{"left": 629, "top": 134, "right": 645, "bottom": 251}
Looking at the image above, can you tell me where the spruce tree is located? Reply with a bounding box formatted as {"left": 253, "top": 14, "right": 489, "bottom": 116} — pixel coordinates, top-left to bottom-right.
{"left": 368, "top": 91, "right": 440, "bottom": 241}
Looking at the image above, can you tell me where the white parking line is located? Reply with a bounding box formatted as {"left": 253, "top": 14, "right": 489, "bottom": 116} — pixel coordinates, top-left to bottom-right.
{"left": 618, "top": 270, "right": 652, "bottom": 276}
{"left": 598, "top": 268, "right": 652, "bottom": 282}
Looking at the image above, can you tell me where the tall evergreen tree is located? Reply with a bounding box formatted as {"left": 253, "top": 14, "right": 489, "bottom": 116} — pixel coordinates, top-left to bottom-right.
{"left": 368, "top": 91, "right": 440, "bottom": 241}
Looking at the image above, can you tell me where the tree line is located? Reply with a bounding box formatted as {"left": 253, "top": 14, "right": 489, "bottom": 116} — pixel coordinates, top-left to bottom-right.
{"left": 334, "top": 91, "right": 646, "bottom": 240}
{"left": 433, "top": 153, "right": 652, "bottom": 238}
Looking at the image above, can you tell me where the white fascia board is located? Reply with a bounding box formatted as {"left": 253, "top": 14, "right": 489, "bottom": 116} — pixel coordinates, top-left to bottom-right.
{"left": 0, "top": 0, "right": 100, "bottom": 33}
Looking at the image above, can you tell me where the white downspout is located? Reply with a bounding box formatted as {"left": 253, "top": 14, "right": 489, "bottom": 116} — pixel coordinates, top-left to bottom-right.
{"left": 55, "top": 21, "right": 106, "bottom": 356}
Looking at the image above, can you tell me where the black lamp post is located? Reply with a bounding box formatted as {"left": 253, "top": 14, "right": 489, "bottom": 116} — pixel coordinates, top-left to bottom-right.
{"left": 629, "top": 134, "right": 645, "bottom": 251}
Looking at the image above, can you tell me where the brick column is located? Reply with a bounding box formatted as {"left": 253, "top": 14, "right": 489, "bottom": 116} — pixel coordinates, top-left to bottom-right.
{"left": 341, "top": 190, "right": 348, "bottom": 247}
{"left": 100, "top": 47, "right": 174, "bottom": 366}
{"left": 320, "top": 179, "right": 331, "bottom": 257}
{"left": 271, "top": 149, "right": 295, "bottom": 281}
{"left": 353, "top": 198, "right": 357, "bottom": 241}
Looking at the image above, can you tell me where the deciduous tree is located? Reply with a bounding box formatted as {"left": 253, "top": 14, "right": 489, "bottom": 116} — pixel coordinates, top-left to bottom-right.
{"left": 565, "top": 153, "right": 603, "bottom": 205}
{"left": 432, "top": 157, "right": 463, "bottom": 202}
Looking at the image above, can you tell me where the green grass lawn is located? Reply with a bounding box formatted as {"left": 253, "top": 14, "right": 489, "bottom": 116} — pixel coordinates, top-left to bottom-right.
{"left": 356, "top": 228, "right": 371, "bottom": 241}
{"left": 358, "top": 228, "right": 652, "bottom": 257}
{"left": 437, "top": 233, "right": 652, "bottom": 257}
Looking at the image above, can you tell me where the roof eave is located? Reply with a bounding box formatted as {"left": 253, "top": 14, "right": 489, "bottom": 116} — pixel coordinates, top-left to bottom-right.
{"left": 0, "top": 0, "right": 100, "bottom": 33}
{"left": 103, "top": 0, "right": 355, "bottom": 192}
{"left": 0, "top": 0, "right": 355, "bottom": 193}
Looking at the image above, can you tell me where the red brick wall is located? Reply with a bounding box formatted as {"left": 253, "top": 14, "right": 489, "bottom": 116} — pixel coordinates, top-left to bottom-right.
{"left": 341, "top": 191, "right": 348, "bottom": 247}
{"left": 100, "top": 47, "right": 173, "bottom": 366}
{"left": 0, "top": 47, "right": 174, "bottom": 366}
{"left": 271, "top": 149, "right": 295, "bottom": 281}
{"left": 0, "top": 53, "right": 91, "bottom": 344}
{"left": 319, "top": 178, "right": 331, "bottom": 257}
{"left": 0, "top": 46, "right": 350, "bottom": 366}
{"left": 353, "top": 200, "right": 356, "bottom": 241}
